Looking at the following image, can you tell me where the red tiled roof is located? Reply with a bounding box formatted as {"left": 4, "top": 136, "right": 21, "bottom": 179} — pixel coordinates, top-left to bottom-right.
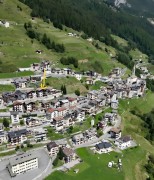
{"left": 47, "top": 108, "right": 55, "bottom": 113}
{"left": 110, "top": 128, "right": 121, "bottom": 133}
{"left": 53, "top": 116, "right": 63, "bottom": 121}
{"left": 57, "top": 107, "right": 66, "bottom": 112}
{"left": 68, "top": 97, "right": 76, "bottom": 102}
{"left": 62, "top": 147, "right": 74, "bottom": 156}
{"left": 13, "top": 101, "right": 23, "bottom": 106}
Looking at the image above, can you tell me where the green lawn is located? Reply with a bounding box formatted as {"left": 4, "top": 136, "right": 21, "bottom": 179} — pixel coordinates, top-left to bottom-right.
{"left": 90, "top": 81, "right": 107, "bottom": 90}
{"left": 119, "top": 91, "right": 154, "bottom": 115}
{"left": 46, "top": 147, "right": 146, "bottom": 180}
{"left": 118, "top": 91, "right": 154, "bottom": 179}
{"left": 45, "top": 148, "right": 124, "bottom": 180}
{"left": 45, "top": 126, "right": 65, "bottom": 140}
{"left": 0, "top": 150, "right": 16, "bottom": 157}
{"left": 129, "top": 49, "right": 148, "bottom": 62}
{"left": 112, "top": 35, "right": 128, "bottom": 47}
{"left": 46, "top": 77, "right": 87, "bottom": 95}
{"left": 0, "top": 71, "right": 34, "bottom": 78}
{"left": 0, "top": 84, "right": 15, "bottom": 93}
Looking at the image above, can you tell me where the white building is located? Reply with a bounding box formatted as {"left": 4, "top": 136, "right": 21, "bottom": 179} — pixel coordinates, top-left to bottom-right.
{"left": 0, "top": 131, "right": 8, "bottom": 144}
{"left": 13, "top": 101, "right": 24, "bottom": 112}
{"left": 8, "top": 129, "right": 27, "bottom": 145}
{"left": 7, "top": 152, "right": 38, "bottom": 177}
{"left": 74, "top": 110, "right": 85, "bottom": 122}
{"left": 53, "top": 117, "right": 64, "bottom": 131}
{"left": 114, "top": 136, "right": 132, "bottom": 150}
{"left": 72, "top": 133, "right": 85, "bottom": 145}
{"left": 4, "top": 21, "right": 10, "bottom": 28}
{"left": 47, "top": 141, "right": 59, "bottom": 156}
{"left": 0, "top": 20, "right": 10, "bottom": 28}
{"left": 95, "top": 141, "right": 112, "bottom": 154}
{"left": 74, "top": 72, "right": 82, "bottom": 81}
{"left": 34, "top": 128, "right": 47, "bottom": 142}
{"left": 10, "top": 111, "right": 20, "bottom": 124}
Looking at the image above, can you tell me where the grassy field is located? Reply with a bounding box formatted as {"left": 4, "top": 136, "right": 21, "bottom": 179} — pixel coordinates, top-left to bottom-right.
{"left": 0, "top": 150, "right": 16, "bottom": 157}
{"left": 45, "top": 148, "right": 124, "bottom": 180}
{"left": 0, "top": 85, "right": 15, "bottom": 93}
{"left": 90, "top": 81, "right": 107, "bottom": 90}
{"left": 118, "top": 91, "right": 154, "bottom": 179}
{"left": 44, "top": 126, "right": 65, "bottom": 140}
{"left": 0, "top": 71, "right": 34, "bottom": 79}
{"left": 46, "top": 77, "right": 88, "bottom": 94}
{"left": 46, "top": 147, "right": 146, "bottom": 180}
{"left": 129, "top": 49, "right": 148, "bottom": 62}
{"left": 112, "top": 35, "right": 128, "bottom": 47}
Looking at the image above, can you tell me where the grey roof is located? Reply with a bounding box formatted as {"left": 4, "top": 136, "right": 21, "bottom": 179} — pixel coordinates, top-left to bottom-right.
{"left": 14, "top": 78, "right": 27, "bottom": 83}
{"left": 10, "top": 111, "right": 19, "bottom": 115}
{"left": 96, "top": 142, "right": 112, "bottom": 149}
{"left": 116, "top": 135, "right": 131, "bottom": 143}
{"left": 0, "top": 131, "right": 6, "bottom": 137}
{"left": 8, "top": 129, "right": 27, "bottom": 139}
{"left": 47, "top": 141, "right": 58, "bottom": 151}
{"left": 9, "top": 152, "right": 38, "bottom": 166}
{"left": 121, "top": 136, "right": 131, "bottom": 142}
{"left": 73, "top": 133, "right": 84, "bottom": 140}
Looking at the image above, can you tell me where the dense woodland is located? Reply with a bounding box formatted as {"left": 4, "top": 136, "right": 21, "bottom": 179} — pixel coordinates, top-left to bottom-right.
{"left": 20, "top": 0, "right": 154, "bottom": 61}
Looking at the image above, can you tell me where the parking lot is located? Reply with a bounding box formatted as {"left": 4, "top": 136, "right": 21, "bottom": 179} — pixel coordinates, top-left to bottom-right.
{"left": 0, "top": 149, "right": 51, "bottom": 180}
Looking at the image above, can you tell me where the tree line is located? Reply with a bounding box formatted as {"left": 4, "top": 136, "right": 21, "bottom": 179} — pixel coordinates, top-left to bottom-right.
{"left": 24, "top": 22, "right": 65, "bottom": 53}
{"left": 60, "top": 57, "right": 78, "bottom": 68}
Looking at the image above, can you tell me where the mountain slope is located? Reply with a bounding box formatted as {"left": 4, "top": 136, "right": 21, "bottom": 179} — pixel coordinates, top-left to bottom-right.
{"left": 0, "top": 0, "right": 128, "bottom": 76}
{"left": 20, "top": 0, "right": 154, "bottom": 59}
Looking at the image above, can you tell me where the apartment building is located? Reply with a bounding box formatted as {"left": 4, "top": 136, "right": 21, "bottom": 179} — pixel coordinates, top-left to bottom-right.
{"left": 7, "top": 152, "right": 38, "bottom": 177}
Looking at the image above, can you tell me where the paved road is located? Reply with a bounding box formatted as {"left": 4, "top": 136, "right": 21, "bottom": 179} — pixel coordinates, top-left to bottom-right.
{"left": 72, "top": 116, "right": 121, "bottom": 150}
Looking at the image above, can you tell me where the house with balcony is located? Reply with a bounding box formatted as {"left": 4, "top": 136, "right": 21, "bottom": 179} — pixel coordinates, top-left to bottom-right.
{"left": 13, "top": 101, "right": 24, "bottom": 112}
{"left": 52, "top": 117, "right": 64, "bottom": 131}
{"left": 95, "top": 141, "right": 112, "bottom": 154}
{"left": 8, "top": 129, "right": 27, "bottom": 145}
{"left": 62, "top": 147, "right": 76, "bottom": 163}
{"left": 10, "top": 111, "right": 20, "bottom": 124}
{"left": 109, "top": 128, "right": 121, "bottom": 139}
{"left": 114, "top": 135, "right": 132, "bottom": 150}
{"left": 47, "top": 141, "right": 59, "bottom": 156}
{"left": 72, "top": 133, "right": 85, "bottom": 145}
{"left": 13, "top": 78, "right": 28, "bottom": 89}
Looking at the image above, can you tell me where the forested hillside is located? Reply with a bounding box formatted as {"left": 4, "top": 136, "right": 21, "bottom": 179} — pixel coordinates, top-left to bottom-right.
{"left": 20, "top": 0, "right": 154, "bottom": 60}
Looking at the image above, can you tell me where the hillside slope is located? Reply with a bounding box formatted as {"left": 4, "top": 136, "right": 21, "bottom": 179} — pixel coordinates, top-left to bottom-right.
{"left": 0, "top": 0, "right": 128, "bottom": 77}
{"left": 20, "top": 0, "right": 154, "bottom": 59}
